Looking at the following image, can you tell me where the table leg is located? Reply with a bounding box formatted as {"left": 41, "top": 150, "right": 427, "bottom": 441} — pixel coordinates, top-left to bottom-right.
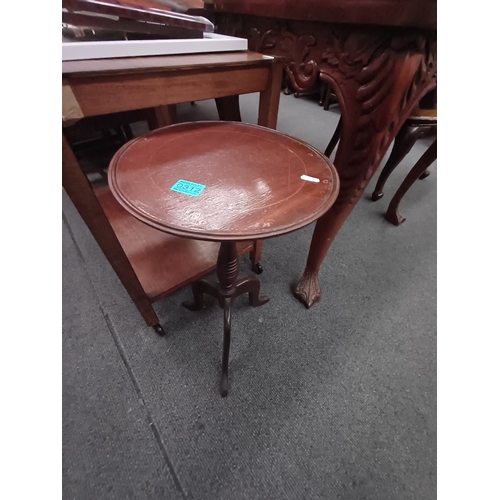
{"left": 233, "top": 276, "right": 269, "bottom": 306}
{"left": 257, "top": 59, "right": 283, "bottom": 130}
{"left": 324, "top": 117, "right": 343, "bottom": 158}
{"left": 249, "top": 239, "right": 264, "bottom": 274}
{"left": 385, "top": 139, "right": 437, "bottom": 226}
{"left": 216, "top": 241, "right": 269, "bottom": 396}
{"left": 62, "top": 132, "right": 164, "bottom": 335}
{"left": 294, "top": 31, "right": 436, "bottom": 307}
{"left": 215, "top": 95, "right": 242, "bottom": 121}
{"left": 182, "top": 279, "right": 218, "bottom": 311}
{"left": 183, "top": 241, "right": 269, "bottom": 396}
{"left": 154, "top": 104, "right": 177, "bottom": 127}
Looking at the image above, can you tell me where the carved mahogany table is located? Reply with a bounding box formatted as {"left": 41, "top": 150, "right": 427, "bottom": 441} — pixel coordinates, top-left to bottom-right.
{"left": 208, "top": 0, "right": 437, "bottom": 307}
{"left": 62, "top": 51, "right": 283, "bottom": 335}
{"left": 107, "top": 121, "right": 339, "bottom": 396}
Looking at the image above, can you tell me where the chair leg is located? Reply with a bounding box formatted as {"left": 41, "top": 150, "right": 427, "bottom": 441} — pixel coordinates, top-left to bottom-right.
{"left": 319, "top": 82, "right": 326, "bottom": 107}
{"left": 371, "top": 123, "right": 424, "bottom": 201}
{"left": 122, "top": 124, "right": 134, "bottom": 141}
{"left": 323, "top": 85, "right": 331, "bottom": 110}
{"left": 324, "top": 117, "right": 342, "bottom": 158}
{"left": 250, "top": 239, "right": 264, "bottom": 274}
{"left": 145, "top": 108, "right": 160, "bottom": 131}
{"left": 385, "top": 139, "right": 437, "bottom": 226}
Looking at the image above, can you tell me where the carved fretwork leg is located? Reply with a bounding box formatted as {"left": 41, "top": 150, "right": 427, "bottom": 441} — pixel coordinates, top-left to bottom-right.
{"left": 385, "top": 139, "right": 437, "bottom": 226}
{"left": 294, "top": 29, "right": 436, "bottom": 308}
{"left": 372, "top": 122, "right": 435, "bottom": 201}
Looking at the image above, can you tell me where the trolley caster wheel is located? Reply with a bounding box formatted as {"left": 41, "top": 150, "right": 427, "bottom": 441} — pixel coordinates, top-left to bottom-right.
{"left": 153, "top": 324, "right": 165, "bottom": 337}
{"left": 251, "top": 262, "right": 263, "bottom": 274}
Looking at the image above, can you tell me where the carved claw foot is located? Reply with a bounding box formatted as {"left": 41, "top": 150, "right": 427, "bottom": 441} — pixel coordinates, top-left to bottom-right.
{"left": 153, "top": 324, "right": 166, "bottom": 337}
{"left": 293, "top": 270, "right": 322, "bottom": 308}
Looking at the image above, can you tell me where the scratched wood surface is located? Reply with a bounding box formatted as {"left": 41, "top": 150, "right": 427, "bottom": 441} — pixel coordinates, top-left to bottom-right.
{"left": 95, "top": 186, "right": 254, "bottom": 301}
{"left": 108, "top": 121, "right": 340, "bottom": 241}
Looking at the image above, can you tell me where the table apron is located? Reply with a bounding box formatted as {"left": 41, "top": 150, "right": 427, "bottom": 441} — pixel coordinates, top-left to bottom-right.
{"left": 64, "top": 66, "right": 270, "bottom": 118}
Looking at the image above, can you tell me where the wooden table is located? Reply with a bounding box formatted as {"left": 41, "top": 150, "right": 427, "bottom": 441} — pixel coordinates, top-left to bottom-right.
{"left": 208, "top": 0, "right": 437, "bottom": 307}
{"left": 108, "top": 121, "right": 339, "bottom": 396}
{"left": 62, "top": 51, "right": 283, "bottom": 334}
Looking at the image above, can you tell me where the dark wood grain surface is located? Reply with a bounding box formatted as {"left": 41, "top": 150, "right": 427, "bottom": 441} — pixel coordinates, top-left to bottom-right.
{"left": 95, "top": 186, "right": 254, "bottom": 301}
{"left": 61, "top": 51, "right": 275, "bottom": 76}
{"left": 108, "top": 121, "right": 339, "bottom": 241}
{"left": 211, "top": 0, "right": 436, "bottom": 29}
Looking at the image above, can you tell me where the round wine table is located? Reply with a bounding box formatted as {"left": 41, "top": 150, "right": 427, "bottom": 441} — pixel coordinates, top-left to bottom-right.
{"left": 108, "top": 121, "right": 339, "bottom": 396}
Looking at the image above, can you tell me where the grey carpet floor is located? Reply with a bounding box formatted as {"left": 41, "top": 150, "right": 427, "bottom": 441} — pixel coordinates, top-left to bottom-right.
{"left": 62, "top": 93, "right": 437, "bottom": 500}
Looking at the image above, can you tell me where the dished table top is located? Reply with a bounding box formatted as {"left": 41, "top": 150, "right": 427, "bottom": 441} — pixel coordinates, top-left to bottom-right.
{"left": 108, "top": 121, "right": 339, "bottom": 242}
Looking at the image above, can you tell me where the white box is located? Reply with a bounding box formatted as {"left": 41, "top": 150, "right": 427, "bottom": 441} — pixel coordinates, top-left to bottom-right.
{"left": 62, "top": 33, "right": 248, "bottom": 61}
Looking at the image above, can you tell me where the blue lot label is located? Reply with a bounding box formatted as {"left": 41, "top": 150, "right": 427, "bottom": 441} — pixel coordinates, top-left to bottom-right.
{"left": 170, "top": 179, "right": 206, "bottom": 197}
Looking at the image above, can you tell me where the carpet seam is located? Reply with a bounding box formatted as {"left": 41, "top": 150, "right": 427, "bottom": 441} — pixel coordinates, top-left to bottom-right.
{"left": 63, "top": 212, "right": 188, "bottom": 499}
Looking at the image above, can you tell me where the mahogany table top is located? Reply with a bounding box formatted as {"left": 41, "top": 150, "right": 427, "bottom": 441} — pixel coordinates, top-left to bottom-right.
{"left": 108, "top": 121, "right": 339, "bottom": 241}
{"left": 210, "top": 0, "right": 436, "bottom": 30}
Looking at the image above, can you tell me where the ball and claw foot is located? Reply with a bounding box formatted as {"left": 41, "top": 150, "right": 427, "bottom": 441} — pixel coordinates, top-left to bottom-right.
{"left": 153, "top": 324, "right": 165, "bottom": 337}
{"left": 251, "top": 262, "right": 263, "bottom": 274}
{"left": 371, "top": 190, "right": 384, "bottom": 201}
{"left": 293, "top": 270, "right": 322, "bottom": 308}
